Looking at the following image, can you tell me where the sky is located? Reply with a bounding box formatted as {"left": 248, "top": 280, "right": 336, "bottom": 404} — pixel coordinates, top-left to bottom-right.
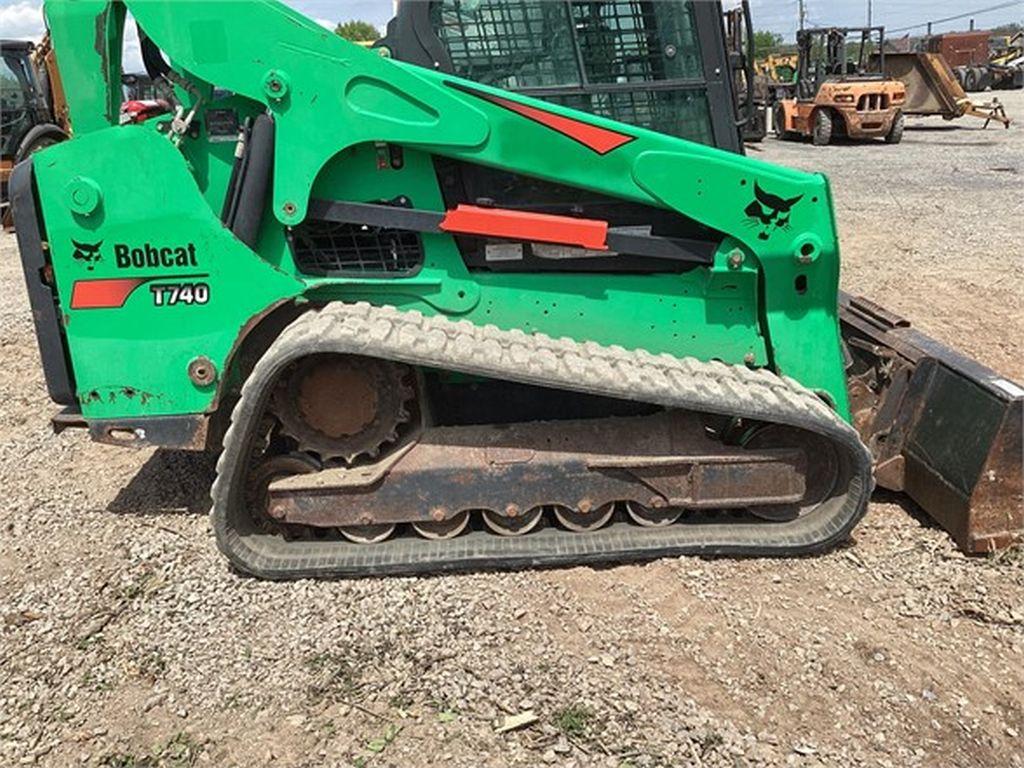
{"left": 2, "top": 0, "right": 1022, "bottom": 71}
{"left": 745, "top": 0, "right": 1022, "bottom": 40}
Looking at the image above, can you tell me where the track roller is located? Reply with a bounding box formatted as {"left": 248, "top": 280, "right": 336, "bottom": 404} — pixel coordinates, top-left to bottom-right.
{"left": 553, "top": 503, "right": 615, "bottom": 532}
{"left": 482, "top": 507, "right": 544, "bottom": 536}
{"left": 625, "top": 502, "right": 682, "bottom": 527}
{"left": 411, "top": 510, "right": 471, "bottom": 540}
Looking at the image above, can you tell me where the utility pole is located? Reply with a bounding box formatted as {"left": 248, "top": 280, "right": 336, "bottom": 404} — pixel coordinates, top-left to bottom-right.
{"left": 798, "top": 0, "right": 806, "bottom": 31}
{"left": 867, "top": 0, "right": 872, "bottom": 28}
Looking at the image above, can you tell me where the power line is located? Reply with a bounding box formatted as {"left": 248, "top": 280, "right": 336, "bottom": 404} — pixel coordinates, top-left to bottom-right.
{"left": 886, "top": 1, "right": 1022, "bottom": 34}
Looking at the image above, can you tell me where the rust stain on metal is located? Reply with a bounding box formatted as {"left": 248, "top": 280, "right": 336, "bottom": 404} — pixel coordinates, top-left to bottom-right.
{"left": 266, "top": 413, "right": 810, "bottom": 529}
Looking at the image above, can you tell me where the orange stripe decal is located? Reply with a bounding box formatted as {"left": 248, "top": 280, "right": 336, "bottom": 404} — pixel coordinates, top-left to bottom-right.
{"left": 440, "top": 205, "right": 609, "bottom": 250}
{"left": 70, "top": 278, "right": 147, "bottom": 309}
{"left": 448, "top": 82, "right": 635, "bottom": 155}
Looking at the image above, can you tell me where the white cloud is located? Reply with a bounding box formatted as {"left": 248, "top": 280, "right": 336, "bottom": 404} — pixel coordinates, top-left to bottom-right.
{"left": 0, "top": 0, "right": 45, "bottom": 41}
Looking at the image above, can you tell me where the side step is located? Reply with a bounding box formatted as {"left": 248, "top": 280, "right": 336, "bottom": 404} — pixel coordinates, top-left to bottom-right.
{"left": 841, "top": 292, "right": 1023, "bottom": 553}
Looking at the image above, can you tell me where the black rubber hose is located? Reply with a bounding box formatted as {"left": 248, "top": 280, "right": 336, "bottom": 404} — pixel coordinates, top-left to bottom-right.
{"left": 741, "top": 0, "right": 756, "bottom": 131}
{"left": 220, "top": 117, "right": 252, "bottom": 225}
{"left": 230, "top": 114, "right": 274, "bottom": 249}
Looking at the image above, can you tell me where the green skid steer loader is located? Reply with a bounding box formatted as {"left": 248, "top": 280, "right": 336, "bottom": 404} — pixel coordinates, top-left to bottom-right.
{"left": 10, "top": 0, "right": 1020, "bottom": 579}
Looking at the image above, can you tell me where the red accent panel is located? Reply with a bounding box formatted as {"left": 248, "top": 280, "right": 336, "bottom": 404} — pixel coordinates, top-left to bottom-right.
{"left": 71, "top": 278, "right": 146, "bottom": 309}
{"left": 441, "top": 205, "right": 609, "bottom": 250}
{"left": 471, "top": 90, "right": 635, "bottom": 155}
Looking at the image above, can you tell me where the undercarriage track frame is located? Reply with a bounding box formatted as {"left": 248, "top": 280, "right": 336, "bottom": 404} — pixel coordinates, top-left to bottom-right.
{"left": 211, "top": 302, "right": 874, "bottom": 579}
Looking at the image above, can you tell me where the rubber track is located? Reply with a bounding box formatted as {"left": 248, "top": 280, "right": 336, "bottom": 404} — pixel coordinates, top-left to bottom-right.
{"left": 212, "top": 302, "right": 874, "bottom": 579}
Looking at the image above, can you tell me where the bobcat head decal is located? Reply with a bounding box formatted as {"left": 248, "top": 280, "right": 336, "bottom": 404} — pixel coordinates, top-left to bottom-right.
{"left": 71, "top": 240, "right": 103, "bottom": 270}
{"left": 744, "top": 183, "right": 803, "bottom": 240}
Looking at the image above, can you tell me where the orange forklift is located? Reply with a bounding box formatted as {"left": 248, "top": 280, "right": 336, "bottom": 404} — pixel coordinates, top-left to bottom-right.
{"left": 774, "top": 26, "right": 906, "bottom": 145}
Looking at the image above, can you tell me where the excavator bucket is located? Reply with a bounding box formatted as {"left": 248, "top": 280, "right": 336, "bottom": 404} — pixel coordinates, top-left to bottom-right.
{"left": 841, "top": 294, "right": 1023, "bottom": 552}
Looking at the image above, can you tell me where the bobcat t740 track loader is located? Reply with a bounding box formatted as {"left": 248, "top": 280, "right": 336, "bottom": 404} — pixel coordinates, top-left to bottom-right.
{"left": 10, "top": 1, "right": 1020, "bottom": 578}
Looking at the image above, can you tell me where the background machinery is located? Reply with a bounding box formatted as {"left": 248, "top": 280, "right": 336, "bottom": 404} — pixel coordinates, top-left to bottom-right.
{"left": 987, "top": 31, "right": 1024, "bottom": 90}
{"left": 756, "top": 54, "right": 799, "bottom": 84}
{"left": 927, "top": 30, "right": 1024, "bottom": 92}
{"left": 774, "top": 26, "right": 906, "bottom": 145}
{"left": 1, "top": 35, "right": 69, "bottom": 224}
{"left": 927, "top": 30, "right": 991, "bottom": 91}
{"left": 10, "top": 1, "right": 1022, "bottom": 578}
{"left": 876, "top": 50, "right": 1010, "bottom": 128}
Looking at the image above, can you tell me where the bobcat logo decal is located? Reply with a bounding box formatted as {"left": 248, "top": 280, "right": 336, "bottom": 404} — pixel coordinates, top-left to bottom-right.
{"left": 744, "top": 183, "right": 803, "bottom": 240}
{"left": 71, "top": 240, "right": 103, "bottom": 271}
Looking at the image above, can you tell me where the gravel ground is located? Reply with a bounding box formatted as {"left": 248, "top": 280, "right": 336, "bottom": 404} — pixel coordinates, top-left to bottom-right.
{"left": 1, "top": 91, "right": 1022, "bottom": 768}
{"left": 759, "top": 90, "right": 1024, "bottom": 382}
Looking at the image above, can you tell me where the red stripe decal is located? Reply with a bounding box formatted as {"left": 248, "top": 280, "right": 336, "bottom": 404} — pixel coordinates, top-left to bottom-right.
{"left": 450, "top": 82, "right": 635, "bottom": 155}
{"left": 440, "top": 205, "right": 609, "bottom": 250}
{"left": 71, "top": 278, "right": 146, "bottom": 309}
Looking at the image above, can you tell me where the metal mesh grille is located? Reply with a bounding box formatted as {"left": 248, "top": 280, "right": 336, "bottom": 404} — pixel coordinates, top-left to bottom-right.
{"left": 290, "top": 220, "right": 423, "bottom": 276}
{"left": 433, "top": 1, "right": 579, "bottom": 88}
{"left": 549, "top": 89, "right": 712, "bottom": 145}
{"left": 433, "top": 1, "right": 704, "bottom": 88}
{"left": 571, "top": 1, "right": 703, "bottom": 83}
{"left": 432, "top": 1, "right": 712, "bottom": 144}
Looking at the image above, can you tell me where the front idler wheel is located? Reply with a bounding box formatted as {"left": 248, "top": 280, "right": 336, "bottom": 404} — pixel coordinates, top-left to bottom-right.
{"left": 742, "top": 425, "right": 840, "bottom": 521}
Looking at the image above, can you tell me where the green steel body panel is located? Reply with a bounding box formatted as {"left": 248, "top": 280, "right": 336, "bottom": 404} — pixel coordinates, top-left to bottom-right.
{"left": 32, "top": 0, "right": 850, "bottom": 424}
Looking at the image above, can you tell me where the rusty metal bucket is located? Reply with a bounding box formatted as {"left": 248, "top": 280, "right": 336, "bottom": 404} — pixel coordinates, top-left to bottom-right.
{"left": 841, "top": 293, "right": 1023, "bottom": 553}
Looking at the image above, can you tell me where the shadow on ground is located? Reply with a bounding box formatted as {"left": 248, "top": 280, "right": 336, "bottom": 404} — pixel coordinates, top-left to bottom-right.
{"left": 904, "top": 124, "right": 960, "bottom": 132}
{"left": 107, "top": 449, "right": 216, "bottom": 517}
{"left": 908, "top": 139, "right": 999, "bottom": 147}
{"left": 872, "top": 487, "right": 946, "bottom": 534}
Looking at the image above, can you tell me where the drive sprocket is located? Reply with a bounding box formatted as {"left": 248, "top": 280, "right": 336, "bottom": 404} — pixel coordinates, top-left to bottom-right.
{"left": 270, "top": 354, "right": 415, "bottom": 462}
